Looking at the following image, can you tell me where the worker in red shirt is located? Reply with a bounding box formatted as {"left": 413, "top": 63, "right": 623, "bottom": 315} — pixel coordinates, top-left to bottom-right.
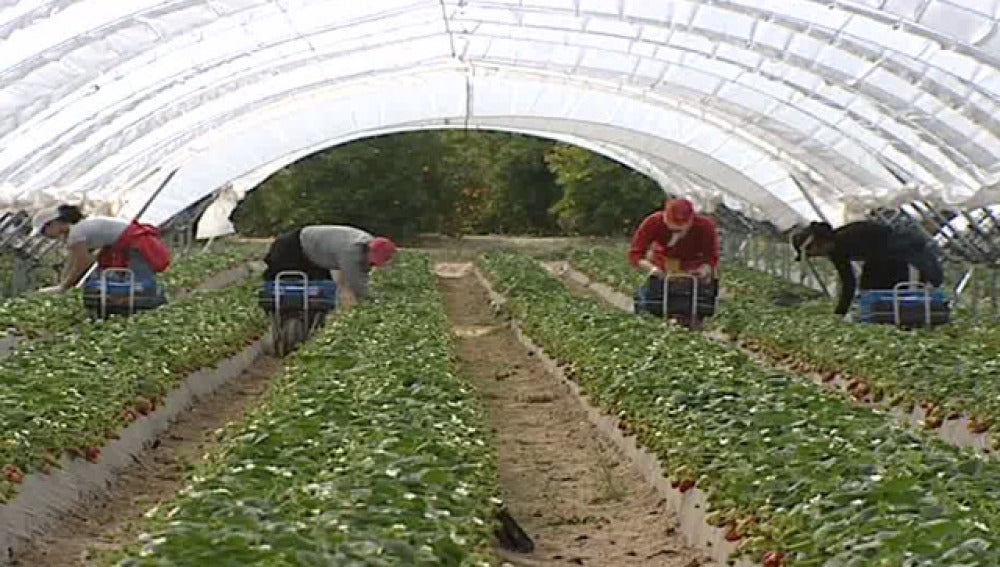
{"left": 629, "top": 198, "right": 720, "bottom": 280}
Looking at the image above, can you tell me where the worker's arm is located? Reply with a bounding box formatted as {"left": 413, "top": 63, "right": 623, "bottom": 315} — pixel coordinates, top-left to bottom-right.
{"left": 337, "top": 246, "right": 370, "bottom": 308}
{"left": 59, "top": 243, "right": 93, "bottom": 290}
{"left": 335, "top": 270, "right": 358, "bottom": 309}
{"left": 706, "top": 219, "right": 720, "bottom": 269}
{"left": 677, "top": 220, "right": 720, "bottom": 278}
{"left": 831, "top": 254, "right": 856, "bottom": 315}
{"left": 629, "top": 215, "right": 662, "bottom": 276}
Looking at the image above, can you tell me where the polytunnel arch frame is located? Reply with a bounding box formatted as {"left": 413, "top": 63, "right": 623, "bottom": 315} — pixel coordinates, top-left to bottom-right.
{"left": 60, "top": 67, "right": 831, "bottom": 229}
{"left": 190, "top": 118, "right": 776, "bottom": 240}
{"left": 1, "top": 0, "right": 999, "bottom": 232}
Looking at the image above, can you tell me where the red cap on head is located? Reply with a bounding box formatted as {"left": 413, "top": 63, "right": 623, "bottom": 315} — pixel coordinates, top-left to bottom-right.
{"left": 663, "top": 199, "right": 695, "bottom": 230}
{"left": 368, "top": 236, "right": 397, "bottom": 267}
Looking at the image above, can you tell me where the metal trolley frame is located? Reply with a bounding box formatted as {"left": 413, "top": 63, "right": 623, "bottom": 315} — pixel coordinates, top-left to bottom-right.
{"left": 265, "top": 271, "right": 336, "bottom": 356}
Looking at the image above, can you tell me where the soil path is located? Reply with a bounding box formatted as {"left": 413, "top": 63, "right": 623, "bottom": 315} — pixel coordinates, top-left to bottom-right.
{"left": 436, "top": 263, "right": 705, "bottom": 567}
{"left": 14, "top": 356, "right": 284, "bottom": 566}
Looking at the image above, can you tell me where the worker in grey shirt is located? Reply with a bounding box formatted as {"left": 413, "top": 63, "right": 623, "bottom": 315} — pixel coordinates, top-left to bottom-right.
{"left": 263, "top": 225, "right": 397, "bottom": 307}
{"left": 32, "top": 204, "right": 168, "bottom": 293}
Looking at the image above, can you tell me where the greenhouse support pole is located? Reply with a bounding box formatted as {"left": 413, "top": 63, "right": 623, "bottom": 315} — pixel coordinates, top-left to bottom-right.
{"left": 791, "top": 175, "right": 831, "bottom": 225}
{"left": 73, "top": 167, "right": 179, "bottom": 289}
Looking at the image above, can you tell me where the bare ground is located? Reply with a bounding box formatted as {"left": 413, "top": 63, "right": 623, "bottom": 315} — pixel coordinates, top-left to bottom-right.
{"left": 13, "top": 356, "right": 284, "bottom": 567}
{"left": 436, "top": 263, "right": 705, "bottom": 567}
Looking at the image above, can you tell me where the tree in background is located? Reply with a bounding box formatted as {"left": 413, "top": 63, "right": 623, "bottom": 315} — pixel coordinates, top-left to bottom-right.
{"left": 231, "top": 130, "right": 663, "bottom": 239}
{"left": 546, "top": 144, "right": 664, "bottom": 235}
{"left": 233, "top": 132, "right": 444, "bottom": 240}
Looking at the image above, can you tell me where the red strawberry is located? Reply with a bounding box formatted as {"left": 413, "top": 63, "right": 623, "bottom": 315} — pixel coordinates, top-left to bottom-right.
{"left": 670, "top": 479, "right": 681, "bottom": 488}
{"left": 724, "top": 524, "right": 742, "bottom": 541}
{"left": 678, "top": 479, "right": 695, "bottom": 493}
{"left": 822, "top": 371, "right": 838, "bottom": 383}
{"left": 3, "top": 464, "right": 24, "bottom": 484}
{"left": 85, "top": 447, "right": 101, "bottom": 463}
{"left": 121, "top": 408, "right": 138, "bottom": 423}
{"left": 763, "top": 551, "right": 785, "bottom": 567}
{"left": 924, "top": 415, "right": 943, "bottom": 430}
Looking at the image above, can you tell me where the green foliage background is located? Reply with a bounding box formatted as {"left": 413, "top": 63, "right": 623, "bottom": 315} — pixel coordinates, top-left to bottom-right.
{"left": 231, "top": 131, "right": 665, "bottom": 240}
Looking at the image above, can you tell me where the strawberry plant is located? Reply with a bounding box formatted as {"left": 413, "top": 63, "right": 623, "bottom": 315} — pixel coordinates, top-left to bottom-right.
{"left": 109, "top": 253, "right": 498, "bottom": 566}
{"left": 0, "top": 282, "right": 268, "bottom": 501}
{"left": 159, "top": 240, "right": 266, "bottom": 291}
{"left": 566, "top": 247, "right": 1000, "bottom": 437}
{"left": 480, "top": 251, "right": 1000, "bottom": 565}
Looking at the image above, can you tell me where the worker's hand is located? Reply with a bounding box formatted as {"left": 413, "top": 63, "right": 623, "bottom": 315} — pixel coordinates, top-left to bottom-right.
{"left": 691, "top": 264, "right": 713, "bottom": 280}
{"left": 648, "top": 266, "right": 664, "bottom": 279}
{"left": 37, "top": 285, "right": 64, "bottom": 295}
{"left": 339, "top": 288, "right": 357, "bottom": 310}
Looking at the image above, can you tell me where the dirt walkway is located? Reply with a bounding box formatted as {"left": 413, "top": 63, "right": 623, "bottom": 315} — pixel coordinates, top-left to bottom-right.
{"left": 14, "top": 356, "right": 284, "bottom": 566}
{"left": 436, "top": 264, "right": 704, "bottom": 567}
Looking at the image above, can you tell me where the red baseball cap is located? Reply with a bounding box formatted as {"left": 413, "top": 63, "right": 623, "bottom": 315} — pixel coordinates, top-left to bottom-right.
{"left": 368, "top": 237, "right": 397, "bottom": 267}
{"left": 663, "top": 199, "right": 695, "bottom": 230}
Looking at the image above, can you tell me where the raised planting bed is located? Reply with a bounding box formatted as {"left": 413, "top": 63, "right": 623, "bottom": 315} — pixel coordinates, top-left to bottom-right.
{"left": 566, "top": 247, "right": 1000, "bottom": 445}
{"left": 0, "top": 282, "right": 268, "bottom": 500}
{"left": 159, "top": 241, "right": 267, "bottom": 292}
{"left": 0, "top": 243, "right": 266, "bottom": 343}
{"left": 107, "top": 253, "right": 499, "bottom": 566}
{"left": 479, "top": 251, "right": 1000, "bottom": 566}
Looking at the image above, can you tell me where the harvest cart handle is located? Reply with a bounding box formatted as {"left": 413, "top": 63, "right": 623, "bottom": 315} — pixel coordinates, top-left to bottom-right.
{"left": 892, "top": 282, "right": 932, "bottom": 327}
{"left": 662, "top": 273, "right": 699, "bottom": 322}
{"left": 274, "top": 271, "right": 311, "bottom": 328}
{"left": 99, "top": 268, "right": 136, "bottom": 319}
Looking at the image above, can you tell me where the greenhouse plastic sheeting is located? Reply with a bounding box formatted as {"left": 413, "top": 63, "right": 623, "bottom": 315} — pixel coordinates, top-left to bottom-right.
{"left": 0, "top": 0, "right": 998, "bottom": 232}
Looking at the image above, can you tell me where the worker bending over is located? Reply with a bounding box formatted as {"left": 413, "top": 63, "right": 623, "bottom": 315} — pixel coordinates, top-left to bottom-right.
{"left": 792, "top": 220, "right": 944, "bottom": 317}
{"left": 32, "top": 204, "right": 170, "bottom": 293}
{"left": 630, "top": 198, "right": 720, "bottom": 281}
{"left": 263, "top": 225, "right": 397, "bottom": 308}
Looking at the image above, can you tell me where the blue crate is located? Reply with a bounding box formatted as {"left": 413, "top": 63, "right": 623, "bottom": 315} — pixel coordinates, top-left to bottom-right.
{"left": 81, "top": 273, "right": 167, "bottom": 315}
{"left": 856, "top": 288, "right": 950, "bottom": 326}
{"left": 633, "top": 277, "right": 718, "bottom": 318}
{"left": 261, "top": 279, "right": 337, "bottom": 298}
{"left": 82, "top": 278, "right": 156, "bottom": 294}
{"left": 258, "top": 279, "right": 338, "bottom": 314}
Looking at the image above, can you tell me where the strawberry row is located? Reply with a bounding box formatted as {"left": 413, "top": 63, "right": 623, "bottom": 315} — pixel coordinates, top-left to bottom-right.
{"left": 0, "top": 240, "right": 265, "bottom": 339}
{"left": 0, "top": 282, "right": 268, "bottom": 500}
{"left": 567, "top": 247, "right": 1000, "bottom": 440}
{"left": 106, "top": 253, "right": 498, "bottom": 566}
{"left": 481, "top": 250, "right": 1000, "bottom": 566}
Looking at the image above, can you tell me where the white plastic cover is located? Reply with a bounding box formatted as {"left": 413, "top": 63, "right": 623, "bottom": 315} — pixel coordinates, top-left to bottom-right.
{"left": 0, "top": 0, "right": 998, "bottom": 233}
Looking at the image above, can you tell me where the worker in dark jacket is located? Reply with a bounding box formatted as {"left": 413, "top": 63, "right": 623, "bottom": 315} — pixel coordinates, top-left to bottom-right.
{"left": 792, "top": 220, "right": 944, "bottom": 317}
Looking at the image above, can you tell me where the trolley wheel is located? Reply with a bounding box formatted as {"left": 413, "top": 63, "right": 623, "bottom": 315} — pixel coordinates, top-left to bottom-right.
{"left": 276, "top": 317, "right": 305, "bottom": 357}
